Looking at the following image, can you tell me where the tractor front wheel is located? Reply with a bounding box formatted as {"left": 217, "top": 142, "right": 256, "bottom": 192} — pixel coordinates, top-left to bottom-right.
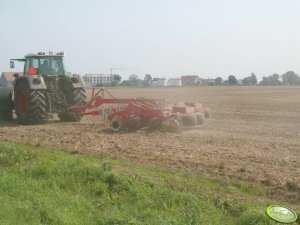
{"left": 15, "top": 81, "right": 46, "bottom": 124}
{"left": 58, "top": 88, "right": 86, "bottom": 122}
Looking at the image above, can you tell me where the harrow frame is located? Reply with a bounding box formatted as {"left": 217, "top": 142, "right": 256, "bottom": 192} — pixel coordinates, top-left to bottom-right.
{"left": 69, "top": 88, "right": 177, "bottom": 132}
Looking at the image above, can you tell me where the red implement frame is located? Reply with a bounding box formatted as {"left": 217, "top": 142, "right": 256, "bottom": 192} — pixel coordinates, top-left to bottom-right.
{"left": 69, "top": 88, "right": 167, "bottom": 128}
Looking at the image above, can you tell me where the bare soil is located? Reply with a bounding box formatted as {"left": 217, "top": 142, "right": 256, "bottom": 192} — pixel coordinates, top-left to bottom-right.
{"left": 1, "top": 86, "right": 300, "bottom": 195}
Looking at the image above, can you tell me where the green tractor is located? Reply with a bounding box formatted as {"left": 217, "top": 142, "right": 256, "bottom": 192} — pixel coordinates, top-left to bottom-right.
{"left": 0, "top": 51, "right": 86, "bottom": 124}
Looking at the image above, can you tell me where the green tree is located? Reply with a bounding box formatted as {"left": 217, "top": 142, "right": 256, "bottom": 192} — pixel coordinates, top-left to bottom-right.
{"left": 129, "top": 74, "right": 139, "bottom": 81}
{"left": 259, "top": 74, "right": 281, "bottom": 85}
{"left": 113, "top": 74, "right": 122, "bottom": 83}
{"left": 281, "top": 71, "right": 299, "bottom": 85}
{"left": 251, "top": 73, "right": 257, "bottom": 85}
{"left": 242, "top": 73, "right": 257, "bottom": 85}
{"left": 120, "top": 74, "right": 145, "bottom": 86}
{"left": 215, "top": 77, "right": 223, "bottom": 85}
{"left": 144, "top": 74, "right": 152, "bottom": 86}
{"left": 242, "top": 77, "right": 252, "bottom": 85}
{"left": 228, "top": 75, "right": 237, "bottom": 85}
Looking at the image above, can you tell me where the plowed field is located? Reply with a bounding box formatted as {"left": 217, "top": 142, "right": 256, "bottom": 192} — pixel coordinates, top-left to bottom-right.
{"left": 1, "top": 86, "right": 300, "bottom": 192}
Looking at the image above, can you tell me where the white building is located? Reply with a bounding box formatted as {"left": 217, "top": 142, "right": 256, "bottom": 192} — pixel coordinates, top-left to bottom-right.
{"left": 167, "top": 78, "right": 182, "bottom": 87}
{"left": 151, "top": 78, "right": 166, "bottom": 87}
{"left": 83, "top": 74, "right": 114, "bottom": 86}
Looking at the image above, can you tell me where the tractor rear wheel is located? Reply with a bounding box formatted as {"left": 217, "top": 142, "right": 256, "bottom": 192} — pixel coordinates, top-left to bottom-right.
{"left": 58, "top": 88, "right": 86, "bottom": 122}
{"left": 0, "top": 91, "right": 13, "bottom": 121}
{"left": 15, "top": 81, "right": 46, "bottom": 124}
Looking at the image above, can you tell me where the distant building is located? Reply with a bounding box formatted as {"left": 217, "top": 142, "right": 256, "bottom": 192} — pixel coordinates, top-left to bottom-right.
{"left": 151, "top": 78, "right": 166, "bottom": 87}
{"left": 199, "top": 78, "right": 216, "bottom": 86}
{"left": 83, "top": 74, "right": 114, "bottom": 86}
{"left": 181, "top": 75, "right": 200, "bottom": 85}
{"left": 167, "top": 78, "right": 182, "bottom": 86}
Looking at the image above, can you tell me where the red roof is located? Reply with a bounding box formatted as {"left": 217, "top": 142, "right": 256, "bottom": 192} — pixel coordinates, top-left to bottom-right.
{"left": 181, "top": 75, "right": 199, "bottom": 81}
{"left": 1, "top": 72, "right": 23, "bottom": 82}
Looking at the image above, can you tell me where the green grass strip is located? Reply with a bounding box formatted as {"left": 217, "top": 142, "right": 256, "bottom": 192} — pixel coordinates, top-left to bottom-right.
{"left": 0, "top": 141, "right": 291, "bottom": 225}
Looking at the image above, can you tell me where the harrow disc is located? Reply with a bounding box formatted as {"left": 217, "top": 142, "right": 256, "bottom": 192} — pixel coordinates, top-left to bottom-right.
{"left": 181, "top": 114, "right": 198, "bottom": 127}
{"left": 129, "top": 115, "right": 142, "bottom": 131}
{"left": 110, "top": 117, "right": 123, "bottom": 132}
{"left": 147, "top": 117, "right": 162, "bottom": 131}
{"left": 163, "top": 118, "right": 180, "bottom": 133}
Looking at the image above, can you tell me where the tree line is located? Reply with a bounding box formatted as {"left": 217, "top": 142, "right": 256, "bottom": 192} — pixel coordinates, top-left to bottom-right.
{"left": 216, "top": 71, "right": 300, "bottom": 86}
{"left": 96, "top": 71, "right": 300, "bottom": 87}
{"left": 96, "top": 74, "right": 154, "bottom": 87}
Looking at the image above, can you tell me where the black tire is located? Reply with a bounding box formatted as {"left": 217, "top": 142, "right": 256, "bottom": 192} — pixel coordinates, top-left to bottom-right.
{"left": 204, "top": 108, "right": 210, "bottom": 118}
{"left": 111, "top": 117, "right": 123, "bottom": 132}
{"left": 147, "top": 117, "right": 162, "bottom": 131}
{"left": 58, "top": 87, "right": 86, "bottom": 122}
{"left": 163, "top": 118, "right": 180, "bottom": 133}
{"left": 15, "top": 81, "right": 46, "bottom": 124}
{"left": 172, "top": 113, "right": 182, "bottom": 124}
{"left": 0, "top": 91, "right": 13, "bottom": 121}
{"left": 181, "top": 114, "right": 198, "bottom": 127}
{"left": 196, "top": 113, "right": 204, "bottom": 125}
{"left": 129, "top": 115, "right": 142, "bottom": 131}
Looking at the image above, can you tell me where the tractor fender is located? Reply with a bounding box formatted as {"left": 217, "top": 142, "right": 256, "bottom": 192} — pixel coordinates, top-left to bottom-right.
{"left": 14, "top": 75, "right": 46, "bottom": 90}
{"left": 0, "top": 86, "right": 12, "bottom": 101}
{"left": 71, "top": 75, "right": 86, "bottom": 88}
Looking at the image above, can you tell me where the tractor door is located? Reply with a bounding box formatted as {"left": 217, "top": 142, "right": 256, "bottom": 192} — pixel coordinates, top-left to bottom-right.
{"left": 24, "top": 57, "right": 39, "bottom": 75}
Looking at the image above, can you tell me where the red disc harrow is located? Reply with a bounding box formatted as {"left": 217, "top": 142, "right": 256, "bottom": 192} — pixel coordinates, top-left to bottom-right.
{"left": 69, "top": 88, "right": 208, "bottom": 132}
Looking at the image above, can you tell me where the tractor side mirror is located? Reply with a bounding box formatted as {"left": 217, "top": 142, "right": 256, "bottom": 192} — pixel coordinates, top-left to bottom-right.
{"left": 10, "top": 61, "right": 15, "bottom": 69}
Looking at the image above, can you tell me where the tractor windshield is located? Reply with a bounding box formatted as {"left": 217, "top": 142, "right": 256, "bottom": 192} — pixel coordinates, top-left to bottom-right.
{"left": 24, "top": 56, "right": 65, "bottom": 75}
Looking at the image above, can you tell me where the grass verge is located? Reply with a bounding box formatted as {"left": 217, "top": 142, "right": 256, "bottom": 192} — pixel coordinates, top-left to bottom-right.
{"left": 0, "top": 141, "right": 296, "bottom": 225}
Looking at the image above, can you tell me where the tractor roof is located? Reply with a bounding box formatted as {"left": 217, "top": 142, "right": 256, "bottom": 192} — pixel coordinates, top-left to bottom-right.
{"left": 11, "top": 52, "right": 65, "bottom": 62}
{"left": 25, "top": 52, "right": 65, "bottom": 58}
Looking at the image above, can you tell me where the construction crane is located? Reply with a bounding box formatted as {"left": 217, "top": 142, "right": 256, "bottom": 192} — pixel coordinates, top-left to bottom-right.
{"left": 109, "top": 67, "right": 137, "bottom": 76}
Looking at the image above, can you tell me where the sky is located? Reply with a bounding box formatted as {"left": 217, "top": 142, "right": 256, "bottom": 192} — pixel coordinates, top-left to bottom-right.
{"left": 0, "top": 0, "right": 300, "bottom": 80}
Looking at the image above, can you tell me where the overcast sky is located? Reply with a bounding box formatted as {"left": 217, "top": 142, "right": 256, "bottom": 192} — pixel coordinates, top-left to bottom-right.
{"left": 1, "top": 0, "right": 300, "bottom": 80}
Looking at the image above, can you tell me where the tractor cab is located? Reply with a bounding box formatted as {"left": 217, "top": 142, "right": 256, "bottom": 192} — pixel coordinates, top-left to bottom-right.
{"left": 11, "top": 52, "right": 66, "bottom": 76}
{"left": 5, "top": 51, "right": 86, "bottom": 124}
